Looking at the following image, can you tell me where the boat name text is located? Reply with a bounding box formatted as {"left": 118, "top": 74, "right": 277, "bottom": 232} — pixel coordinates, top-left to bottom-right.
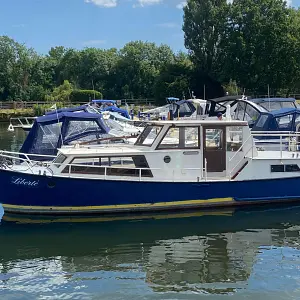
{"left": 11, "top": 177, "right": 39, "bottom": 187}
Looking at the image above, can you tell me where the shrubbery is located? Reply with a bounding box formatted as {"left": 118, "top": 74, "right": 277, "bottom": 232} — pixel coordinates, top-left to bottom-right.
{"left": 69, "top": 90, "right": 102, "bottom": 102}
{"left": 33, "top": 102, "right": 64, "bottom": 117}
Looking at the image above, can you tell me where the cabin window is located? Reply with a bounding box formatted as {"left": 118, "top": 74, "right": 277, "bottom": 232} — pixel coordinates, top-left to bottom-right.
{"left": 295, "top": 114, "right": 300, "bottom": 129}
{"left": 260, "top": 101, "right": 295, "bottom": 111}
{"left": 157, "top": 127, "right": 199, "bottom": 149}
{"left": 235, "top": 102, "right": 246, "bottom": 120}
{"left": 271, "top": 165, "right": 284, "bottom": 172}
{"left": 179, "top": 102, "right": 192, "bottom": 114}
{"left": 227, "top": 126, "right": 243, "bottom": 151}
{"left": 135, "top": 125, "right": 162, "bottom": 147}
{"left": 255, "top": 115, "right": 269, "bottom": 129}
{"left": 205, "top": 129, "right": 223, "bottom": 149}
{"left": 285, "top": 164, "right": 300, "bottom": 172}
{"left": 244, "top": 104, "right": 260, "bottom": 125}
{"left": 53, "top": 153, "right": 67, "bottom": 168}
{"left": 31, "top": 122, "right": 62, "bottom": 155}
{"left": 271, "top": 164, "right": 300, "bottom": 172}
{"left": 62, "top": 155, "right": 152, "bottom": 177}
{"left": 275, "top": 114, "right": 293, "bottom": 130}
{"left": 64, "top": 120, "right": 102, "bottom": 141}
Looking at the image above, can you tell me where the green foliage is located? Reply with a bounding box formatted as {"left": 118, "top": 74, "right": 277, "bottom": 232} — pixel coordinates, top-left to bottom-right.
{"left": 0, "top": 109, "right": 34, "bottom": 121}
{"left": 223, "top": 80, "right": 243, "bottom": 96}
{"left": 70, "top": 90, "right": 103, "bottom": 102}
{"left": 45, "top": 80, "right": 73, "bottom": 102}
{"left": 183, "top": 0, "right": 300, "bottom": 95}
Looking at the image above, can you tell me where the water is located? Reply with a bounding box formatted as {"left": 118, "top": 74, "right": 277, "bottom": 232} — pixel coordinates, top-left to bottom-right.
{"left": 1, "top": 126, "right": 300, "bottom": 299}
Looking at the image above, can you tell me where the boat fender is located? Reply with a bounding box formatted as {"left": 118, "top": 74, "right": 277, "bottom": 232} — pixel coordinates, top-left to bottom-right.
{"left": 7, "top": 124, "right": 14, "bottom": 132}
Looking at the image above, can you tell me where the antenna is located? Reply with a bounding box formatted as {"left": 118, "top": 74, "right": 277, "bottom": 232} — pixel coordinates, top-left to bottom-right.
{"left": 92, "top": 79, "right": 96, "bottom": 100}
{"left": 268, "top": 84, "right": 270, "bottom": 110}
{"left": 203, "top": 84, "right": 206, "bottom": 100}
{"left": 188, "top": 87, "right": 192, "bottom": 99}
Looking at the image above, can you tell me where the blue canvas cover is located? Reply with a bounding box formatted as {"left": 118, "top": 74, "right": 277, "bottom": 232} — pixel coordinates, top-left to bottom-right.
{"left": 45, "top": 105, "right": 88, "bottom": 115}
{"left": 251, "top": 97, "right": 296, "bottom": 103}
{"left": 21, "top": 112, "right": 109, "bottom": 158}
{"left": 167, "top": 97, "right": 180, "bottom": 102}
{"left": 252, "top": 108, "right": 300, "bottom": 133}
{"left": 172, "top": 100, "right": 196, "bottom": 118}
{"left": 92, "top": 100, "right": 116, "bottom": 104}
{"left": 101, "top": 106, "right": 130, "bottom": 119}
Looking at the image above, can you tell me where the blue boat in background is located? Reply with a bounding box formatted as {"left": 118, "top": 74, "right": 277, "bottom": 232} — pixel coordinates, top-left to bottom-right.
{"left": 91, "top": 99, "right": 130, "bottom": 119}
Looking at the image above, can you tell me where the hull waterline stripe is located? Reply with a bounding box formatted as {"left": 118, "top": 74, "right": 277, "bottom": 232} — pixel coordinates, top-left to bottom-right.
{"left": 2, "top": 210, "right": 233, "bottom": 224}
{"left": 2, "top": 197, "right": 234, "bottom": 212}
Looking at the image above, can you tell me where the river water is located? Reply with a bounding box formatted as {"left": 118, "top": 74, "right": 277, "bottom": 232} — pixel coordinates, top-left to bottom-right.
{"left": 1, "top": 125, "right": 300, "bottom": 299}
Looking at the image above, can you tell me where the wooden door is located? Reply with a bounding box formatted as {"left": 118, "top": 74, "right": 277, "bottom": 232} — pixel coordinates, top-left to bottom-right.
{"left": 203, "top": 126, "right": 226, "bottom": 172}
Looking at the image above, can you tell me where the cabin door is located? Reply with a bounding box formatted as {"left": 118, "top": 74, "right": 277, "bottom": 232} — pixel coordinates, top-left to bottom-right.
{"left": 203, "top": 126, "right": 226, "bottom": 172}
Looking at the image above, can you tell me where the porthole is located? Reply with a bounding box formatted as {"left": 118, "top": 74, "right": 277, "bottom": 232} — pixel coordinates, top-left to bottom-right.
{"left": 164, "top": 156, "right": 171, "bottom": 163}
{"left": 47, "top": 181, "right": 56, "bottom": 188}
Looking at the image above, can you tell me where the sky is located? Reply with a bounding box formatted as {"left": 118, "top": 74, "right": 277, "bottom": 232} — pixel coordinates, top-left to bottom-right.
{"left": 0, "top": 0, "right": 299, "bottom": 55}
{"left": 0, "top": 0, "right": 188, "bottom": 54}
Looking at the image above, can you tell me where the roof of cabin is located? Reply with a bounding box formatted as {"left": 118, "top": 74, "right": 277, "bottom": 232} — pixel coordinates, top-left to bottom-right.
{"left": 147, "top": 119, "right": 248, "bottom": 126}
{"left": 59, "top": 146, "right": 144, "bottom": 156}
{"left": 251, "top": 97, "right": 296, "bottom": 103}
{"left": 92, "top": 100, "right": 117, "bottom": 104}
{"left": 36, "top": 111, "right": 103, "bottom": 123}
{"left": 263, "top": 107, "right": 300, "bottom": 116}
{"left": 209, "top": 95, "right": 247, "bottom": 103}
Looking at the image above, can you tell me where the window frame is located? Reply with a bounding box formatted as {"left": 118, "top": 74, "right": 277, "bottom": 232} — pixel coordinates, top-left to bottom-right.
{"left": 134, "top": 125, "right": 163, "bottom": 147}
{"left": 156, "top": 126, "right": 200, "bottom": 150}
{"left": 62, "top": 155, "right": 153, "bottom": 177}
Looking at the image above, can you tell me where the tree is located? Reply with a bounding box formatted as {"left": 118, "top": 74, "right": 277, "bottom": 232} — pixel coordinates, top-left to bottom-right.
{"left": 109, "top": 41, "right": 174, "bottom": 99}
{"left": 225, "top": 0, "right": 294, "bottom": 93}
{"left": 183, "top": 0, "right": 229, "bottom": 78}
{"left": 45, "top": 80, "right": 73, "bottom": 102}
{"left": 154, "top": 52, "right": 193, "bottom": 104}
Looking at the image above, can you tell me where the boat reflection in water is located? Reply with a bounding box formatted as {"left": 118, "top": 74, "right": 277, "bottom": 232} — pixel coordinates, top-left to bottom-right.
{"left": 1, "top": 204, "right": 300, "bottom": 298}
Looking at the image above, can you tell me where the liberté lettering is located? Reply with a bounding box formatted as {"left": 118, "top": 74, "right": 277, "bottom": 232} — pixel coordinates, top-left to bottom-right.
{"left": 11, "top": 177, "right": 39, "bottom": 187}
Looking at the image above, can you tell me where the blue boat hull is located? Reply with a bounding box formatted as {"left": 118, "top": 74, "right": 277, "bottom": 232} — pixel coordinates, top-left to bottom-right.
{"left": 1, "top": 169, "right": 300, "bottom": 214}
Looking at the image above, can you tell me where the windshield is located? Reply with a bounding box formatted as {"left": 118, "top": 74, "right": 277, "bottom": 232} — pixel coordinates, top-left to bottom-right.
{"left": 135, "top": 125, "right": 162, "bottom": 146}
{"left": 259, "top": 101, "right": 295, "bottom": 111}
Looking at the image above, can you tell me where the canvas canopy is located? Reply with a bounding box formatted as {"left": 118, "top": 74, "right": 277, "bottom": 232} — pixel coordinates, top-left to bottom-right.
{"left": 21, "top": 112, "right": 109, "bottom": 158}
{"left": 252, "top": 108, "right": 300, "bottom": 132}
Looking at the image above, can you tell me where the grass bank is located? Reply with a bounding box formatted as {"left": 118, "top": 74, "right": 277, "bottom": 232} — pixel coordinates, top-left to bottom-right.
{"left": 0, "top": 109, "right": 35, "bottom": 122}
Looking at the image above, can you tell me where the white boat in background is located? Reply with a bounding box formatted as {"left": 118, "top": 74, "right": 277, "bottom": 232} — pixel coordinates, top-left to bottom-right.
{"left": 7, "top": 117, "right": 37, "bottom": 132}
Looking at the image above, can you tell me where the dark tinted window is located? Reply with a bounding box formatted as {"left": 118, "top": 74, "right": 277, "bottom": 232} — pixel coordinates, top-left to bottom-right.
{"left": 285, "top": 164, "right": 300, "bottom": 172}
{"left": 271, "top": 165, "right": 284, "bottom": 172}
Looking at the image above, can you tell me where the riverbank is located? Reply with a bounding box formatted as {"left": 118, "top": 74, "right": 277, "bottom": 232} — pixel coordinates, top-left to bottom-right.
{"left": 0, "top": 109, "right": 35, "bottom": 122}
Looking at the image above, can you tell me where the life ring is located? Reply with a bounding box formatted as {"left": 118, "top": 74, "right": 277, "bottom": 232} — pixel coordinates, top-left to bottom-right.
{"left": 7, "top": 124, "right": 14, "bottom": 132}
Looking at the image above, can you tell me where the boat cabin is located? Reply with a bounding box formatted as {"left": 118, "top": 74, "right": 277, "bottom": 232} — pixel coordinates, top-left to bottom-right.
{"left": 51, "top": 119, "right": 252, "bottom": 182}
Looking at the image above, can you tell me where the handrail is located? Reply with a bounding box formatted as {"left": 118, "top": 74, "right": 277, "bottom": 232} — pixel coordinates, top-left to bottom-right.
{"left": 228, "top": 133, "right": 252, "bottom": 163}
{"left": 0, "top": 150, "right": 203, "bottom": 181}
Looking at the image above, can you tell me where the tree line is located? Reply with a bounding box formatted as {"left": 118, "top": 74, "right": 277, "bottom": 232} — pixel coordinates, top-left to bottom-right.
{"left": 1, "top": 0, "right": 300, "bottom": 104}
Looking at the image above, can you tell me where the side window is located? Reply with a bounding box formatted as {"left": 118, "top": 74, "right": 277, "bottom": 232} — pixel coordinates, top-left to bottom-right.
{"left": 244, "top": 104, "right": 260, "bottom": 125}
{"left": 157, "top": 127, "right": 199, "bottom": 149}
{"left": 275, "top": 114, "right": 293, "bottom": 130}
{"left": 62, "top": 156, "right": 152, "bottom": 177}
{"left": 235, "top": 102, "right": 246, "bottom": 120}
{"left": 295, "top": 114, "right": 300, "bottom": 130}
{"left": 205, "top": 129, "right": 223, "bottom": 150}
{"left": 227, "top": 126, "right": 243, "bottom": 151}
{"left": 255, "top": 115, "right": 269, "bottom": 129}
